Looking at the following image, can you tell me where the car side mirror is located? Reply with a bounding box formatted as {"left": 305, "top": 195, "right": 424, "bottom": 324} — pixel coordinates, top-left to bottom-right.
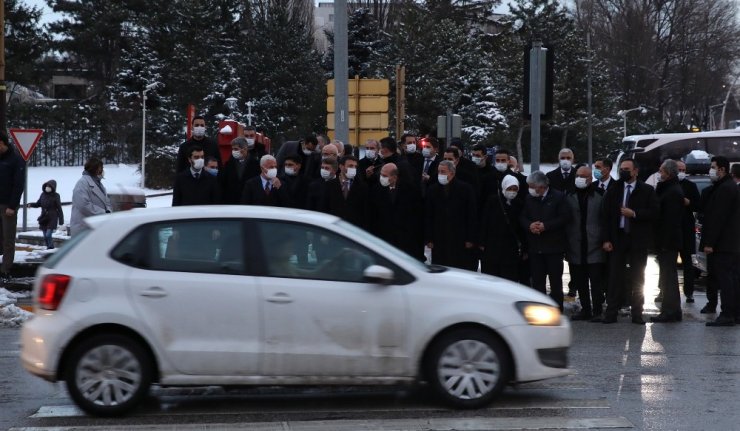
{"left": 363, "top": 265, "right": 395, "bottom": 284}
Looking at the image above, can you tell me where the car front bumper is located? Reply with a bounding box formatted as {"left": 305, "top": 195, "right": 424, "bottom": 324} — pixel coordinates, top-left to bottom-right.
{"left": 19, "top": 312, "right": 75, "bottom": 382}
{"left": 501, "top": 319, "right": 572, "bottom": 382}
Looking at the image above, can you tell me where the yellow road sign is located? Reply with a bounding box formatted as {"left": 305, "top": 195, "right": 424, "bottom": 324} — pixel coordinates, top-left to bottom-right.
{"left": 327, "top": 96, "right": 389, "bottom": 113}
{"left": 327, "top": 113, "right": 389, "bottom": 130}
{"left": 327, "top": 78, "right": 389, "bottom": 96}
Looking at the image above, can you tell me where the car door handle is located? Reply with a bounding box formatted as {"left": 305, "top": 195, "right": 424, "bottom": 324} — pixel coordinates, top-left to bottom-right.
{"left": 140, "top": 287, "right": 168, "bottom": 298}
{"left": 266, "top": 292, "right": 293, "bottom": 303}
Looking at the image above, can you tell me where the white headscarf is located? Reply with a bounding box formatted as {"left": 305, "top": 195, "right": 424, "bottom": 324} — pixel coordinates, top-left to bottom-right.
{"left": 501, "top": 175, "right": 519, "bottom": 192}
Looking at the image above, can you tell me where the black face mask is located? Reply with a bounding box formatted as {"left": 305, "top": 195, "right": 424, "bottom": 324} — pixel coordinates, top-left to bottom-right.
{"left": 619, "top": 170, "right": 632, "bottom": 182}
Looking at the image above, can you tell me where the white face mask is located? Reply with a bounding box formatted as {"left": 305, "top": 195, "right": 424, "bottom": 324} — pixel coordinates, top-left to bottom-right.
{"left": 192, "top": 158, "right": 205, "bottom": 170}
{"left": 232, "top": 150, "right": 243, "bottom": 160}
{"left": 284, "top": 166, "right": 296, "bottom": 176}
{"left": 302, "top": 148, "right": 313, "bottom": 156}
{"left": 265, "top": 167, "right": 277, "bottom": 179}
{"left": 192, "top": 126, "right": 206, "bottom": 138}
{"left": 44, "top": 186, "right": 52, "bottom": 193}
{"left": 560, "top": 159, "right": 572, "bottom": 171}
{"left": 320, "top": 168, "right": 332, "bottom": 180}
{"left": 471, "top": 156, "right": 483, "bottom": 166}
{"left": 406, "top": 144, "right": 416, "bottom": 154}
{"left": 346, "top": 167, "right": 357, "bottom": 179}
{"left": 709, "top": 168, "right": 719, "bottom": 181}
{"left": 246, "top": 138, "right": 255, "bottom": 148}
{"left": 677, "top": 172, "right": 687, "bottom": 181}
{"left": 437, "top": 174, "right": 449, "bottom": 185}
{"left": 366, "top": 149, "right": 377, "bottom": 159}
{"left": 575, "top": 177, "right": 589, "bottom": 189}
{"left": 503, "top": 190, "right": 518, "bottom": 200}
{"left": 379, "top": 176, "right": 391, "bottom": 187}
{"left": 495, "top": 162, "right": 508, "bottom": 172}
{"left": 422, "top": 147, "right": 432, "bottom": 158}
{"left": 528, "top": 187, "right": 539, "bottom": 197}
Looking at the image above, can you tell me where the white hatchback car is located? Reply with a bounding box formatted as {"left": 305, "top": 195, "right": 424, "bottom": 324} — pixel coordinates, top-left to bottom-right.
{"left": 21, "top": 206, "right": 571, "bottom": 416}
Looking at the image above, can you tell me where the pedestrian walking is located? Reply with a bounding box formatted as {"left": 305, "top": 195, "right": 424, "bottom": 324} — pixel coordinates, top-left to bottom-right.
{"left": 70, "top": 158, "right": 112, "bottom": 237}
{"left": 29, "top": 180, "right": 64, "bottom": 249}
{"left": 676, "top": 160, "right": 700, "bottom": 303}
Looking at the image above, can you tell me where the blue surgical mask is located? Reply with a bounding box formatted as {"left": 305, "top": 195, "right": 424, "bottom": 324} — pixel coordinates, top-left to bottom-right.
{"left": 593, "top": 169, "right": 603, "bottom": 180}
{"left": 205, "top": 168, "right": 218, "bottom": 176}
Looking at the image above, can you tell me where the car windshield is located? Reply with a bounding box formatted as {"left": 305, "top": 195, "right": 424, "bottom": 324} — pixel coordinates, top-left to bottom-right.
{"left": 334, "top": 219, "right": 442, "bottom": 273}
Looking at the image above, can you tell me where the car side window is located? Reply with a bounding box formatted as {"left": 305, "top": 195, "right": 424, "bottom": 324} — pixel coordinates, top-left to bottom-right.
{"left": 148, "top": 220, "right": 245, "bottom": 274}
{"left": 254, "top": 220, "right": 378, "bottom": 283}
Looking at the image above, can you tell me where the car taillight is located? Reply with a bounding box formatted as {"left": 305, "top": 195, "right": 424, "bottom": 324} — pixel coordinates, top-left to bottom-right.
{"left": 38, "top": 274, "right": 71, "bottom": 311}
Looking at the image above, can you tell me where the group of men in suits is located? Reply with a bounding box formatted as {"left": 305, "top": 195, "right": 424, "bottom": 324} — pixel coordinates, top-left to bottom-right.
{"left": 171, "top": 125, "right": 740, "bottom": 326}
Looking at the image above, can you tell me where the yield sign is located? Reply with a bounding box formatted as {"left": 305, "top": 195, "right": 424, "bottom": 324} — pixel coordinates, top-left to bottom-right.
{"left": 9, "top": 129, "right": 44, "bottom": 161}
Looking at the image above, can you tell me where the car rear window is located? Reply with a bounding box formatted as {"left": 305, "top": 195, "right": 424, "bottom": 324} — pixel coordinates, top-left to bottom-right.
{"left": 42, "top": 228, "right": 92, "bottom": 269}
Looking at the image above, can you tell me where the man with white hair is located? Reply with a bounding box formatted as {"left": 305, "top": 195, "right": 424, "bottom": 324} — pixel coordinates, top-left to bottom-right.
{"left": 546, "top": 148, "right": 577, "bottom": 194}
{"left": 520, "top": 170, "right": 570, "bottom": 310}
{"left": 321, "top": 142, "right": 339, "bottom": 161}
{"left": 221, "top": 137, "right": 261, "bottom": 204}
{"left": 241, "top": 154, "right": 289, "bottom": 206}
{"left": 424, "top": 160, "right": 477, "bottom": 270}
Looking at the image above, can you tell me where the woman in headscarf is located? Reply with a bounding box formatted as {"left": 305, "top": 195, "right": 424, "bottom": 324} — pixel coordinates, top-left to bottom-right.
{"left": 479, "top": 175, "right": 527, "bottom": 281}
{"left": 70, "top": 157, "right": 112, "bottom": 236}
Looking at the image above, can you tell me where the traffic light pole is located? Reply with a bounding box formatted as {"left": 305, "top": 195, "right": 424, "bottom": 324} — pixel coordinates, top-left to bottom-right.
{"left": 333, "top": 0, "right": 349, "bottom": 145}
{"left": 0, "top": 0, "right": 7, "bottom": 133}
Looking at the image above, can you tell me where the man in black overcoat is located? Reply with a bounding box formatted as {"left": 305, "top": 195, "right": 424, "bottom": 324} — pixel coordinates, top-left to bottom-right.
{"left": 601, "top": 158, "right": 659, "bottom": 324}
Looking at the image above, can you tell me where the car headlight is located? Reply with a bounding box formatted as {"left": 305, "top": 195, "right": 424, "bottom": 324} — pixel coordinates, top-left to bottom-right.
{"left": 515, "top": 302, "right": 561, "bottom": 326}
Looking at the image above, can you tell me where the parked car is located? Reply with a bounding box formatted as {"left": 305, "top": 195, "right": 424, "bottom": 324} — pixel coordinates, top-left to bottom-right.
{"left": 20, "top": 206, "right": 571, "bottom": 416}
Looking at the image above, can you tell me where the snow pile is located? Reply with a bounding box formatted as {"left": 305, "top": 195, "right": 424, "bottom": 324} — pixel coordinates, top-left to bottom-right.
{"left": 0, "top": 288, "right": 32, "bottom": 328}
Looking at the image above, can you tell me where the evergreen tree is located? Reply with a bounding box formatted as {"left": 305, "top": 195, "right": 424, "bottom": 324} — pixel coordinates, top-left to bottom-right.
{"left": 5, "top": 0, "right": 50, "bottom": 86}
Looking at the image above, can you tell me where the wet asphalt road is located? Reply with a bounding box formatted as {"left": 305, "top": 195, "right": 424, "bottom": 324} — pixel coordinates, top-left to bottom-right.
{"left": 1, "top": 262, "right": 739, "bottom": 430}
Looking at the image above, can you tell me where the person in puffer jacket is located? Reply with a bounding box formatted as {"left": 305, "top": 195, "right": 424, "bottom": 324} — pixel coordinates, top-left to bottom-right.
{"left": 29, "top": 180, "right": 64, "bottom": 249}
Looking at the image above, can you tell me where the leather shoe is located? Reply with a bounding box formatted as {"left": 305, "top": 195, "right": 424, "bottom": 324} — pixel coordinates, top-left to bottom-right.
{"left": 685, "top": 296, "right": 695, "bottom": 303}
{"left": 700, "top": 304, "right": 717, "bottom": 314}
{"left": 571, "top": 312, "right": 593, "bottom": 321}
{"left": 601, "top": 315, "right": 618, "bottom": 324}
{"left": 706, "top": 316, "right": 735, "bottom": 327}
{"left": 650, "top": 313, "right": 682, "bottom": 323}
{"left": 631, "top": 315, "right": 646, "bottom": 325}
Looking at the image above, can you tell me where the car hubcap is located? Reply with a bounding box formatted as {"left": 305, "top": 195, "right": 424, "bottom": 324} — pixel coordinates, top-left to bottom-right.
{"left": 76, "top": 345, "right": 141, "bottom": 406}
{"left": 438, "top": 339, "right": 499, "bottom": 400}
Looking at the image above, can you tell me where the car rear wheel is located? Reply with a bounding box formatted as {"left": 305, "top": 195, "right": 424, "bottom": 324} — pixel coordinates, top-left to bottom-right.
{"left": 425, "top": 329, "right": 510, "bottom": 408}
{"left": 65, "top": 334, "right": 152, "bottom": 416}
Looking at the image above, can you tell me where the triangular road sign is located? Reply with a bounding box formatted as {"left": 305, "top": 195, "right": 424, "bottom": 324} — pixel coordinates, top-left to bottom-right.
{"left": 9, "top": 129, "right": 44, "bottom": 161}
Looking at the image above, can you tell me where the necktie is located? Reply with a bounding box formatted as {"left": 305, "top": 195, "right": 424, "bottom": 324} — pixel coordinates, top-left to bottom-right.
{"left": 424, "top": 159, "right": 431, "bottom": 173}
{"left": 194, "top": 172, "right": 200, "bottom": 179}
{"left": 563, "top": 171, "right": 569, "bottom": 179}
{"left": 342, "top": 180, "right": 350, "bottom": 199}
{"left": 264, "top": 182, "right": 271, "bottom": 196}
{"left": 600, "top": 182, "right": 606, "bottom": 191}
{"left": 622, "top": 184, "right": 632, "bottom": 233}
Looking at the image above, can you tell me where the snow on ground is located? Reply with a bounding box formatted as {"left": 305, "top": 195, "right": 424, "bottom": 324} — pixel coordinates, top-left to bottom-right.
{"left": 0, "top": 288, "right": 32, "bottom": 328}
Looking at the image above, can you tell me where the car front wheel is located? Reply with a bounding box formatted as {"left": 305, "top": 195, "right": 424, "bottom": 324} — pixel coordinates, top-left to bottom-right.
{"left": 65, "top": 334, "right": 152, "bottom": 416}
{"left": 425, "top": 329, "right": 510, "bottom": 408}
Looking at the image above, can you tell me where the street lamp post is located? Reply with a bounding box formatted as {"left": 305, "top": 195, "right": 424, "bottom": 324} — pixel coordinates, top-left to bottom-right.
{"left": 141, "top": 83, "right": 157, "bottom": 188}
{"left": 617, "top": 105, "right": 647, "bottom": 138}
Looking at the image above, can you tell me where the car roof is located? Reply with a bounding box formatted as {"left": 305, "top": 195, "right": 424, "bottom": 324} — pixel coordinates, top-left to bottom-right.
{"left": 84, "top": 206, "right": 341, "bottom": 230}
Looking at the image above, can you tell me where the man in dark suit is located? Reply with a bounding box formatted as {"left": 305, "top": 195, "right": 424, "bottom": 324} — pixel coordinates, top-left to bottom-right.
{"left": 676, "top": 160, "right": 700, "bottom": 303}
{"left": 520, "top": 171, "right": 570, "bottom": 310}
{"left": 443, "top": 147, "right": 479, "bottom": 202}
{"left": 402, "top": 134, "right": 424, "bottom": 180}
{"left": 601, "top": 158, "right": 659, "bottom": 324}
{"left": 241, "top": 155, "right": 290, "bottom": 207}
{"left": 175, "top": 116, "right": 221, "bottom": 174}
{"left": 703, "top": 156, "right": 740, "bottom": 326}
{"left": 651, "top": 160, "right": 685, "bottom": 323}
{"left": 593, "top": 158, "right": 615, "bottom": 194}
{"left": 279, "top": 155, "right": 310, "bottom": 209}
{"left": 546, "top": 148, "right": 577, "bottom": 194}
{"left": 369, "top": 163, "right": 425, "bottom": 261}
{"left": 379, "top": 137, "right": 415, "bottom": 188}
{"left": 480, "top": 148, "right": 528, "bottom": 205}
{"left": 323, "top": 155, "right": 368, "bottom": 229}
{"left": 172, "top": 146, "right": 220, "bottom": 206}
{"left": 306, "top": 157, "right": 337, "bottom": 213}
{"left": 220, "top": 137, "right": 260, "bottom": 204}
{"left": 425, "top": 160, "right": 477, "bottom": 270}
{"left": 420, "top": 137, "right": 442, "bottom": 190}
{"left": 359, "top": 139, "right": 383, "bottom": 185}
